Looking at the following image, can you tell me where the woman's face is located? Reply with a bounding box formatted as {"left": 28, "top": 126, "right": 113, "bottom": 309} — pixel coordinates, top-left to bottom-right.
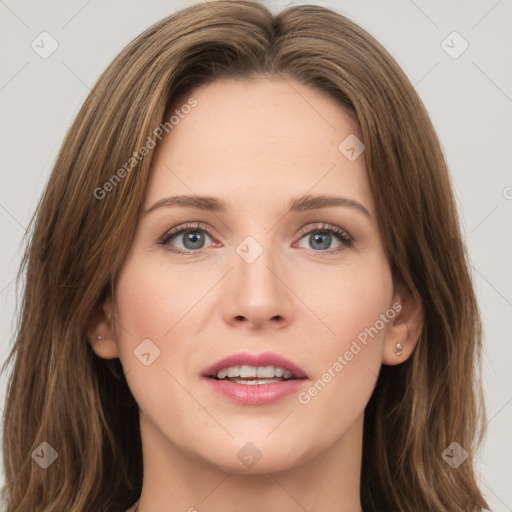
{"left": 110, "top": 78, "right": 398, "bottom": 474}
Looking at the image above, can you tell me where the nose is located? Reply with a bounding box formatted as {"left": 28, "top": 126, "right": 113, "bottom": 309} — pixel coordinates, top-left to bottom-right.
{"left": 222, "top": 240, "right": 295, "bottom": 331}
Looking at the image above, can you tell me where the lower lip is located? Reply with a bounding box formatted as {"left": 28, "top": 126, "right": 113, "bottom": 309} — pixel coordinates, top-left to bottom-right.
{"left": 202, "top": 377, "right": 308, "bottom": 405}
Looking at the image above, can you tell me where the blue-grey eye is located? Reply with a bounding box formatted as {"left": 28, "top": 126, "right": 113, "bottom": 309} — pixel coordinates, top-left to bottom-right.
{"left": 309, "top": 232, "right": 333, "bottom": 251}
{"left": 158, "top": 221, "right": 215, "bottom": 254}
{"left": 183, "top": 230, "right": 206, "bottom": 250}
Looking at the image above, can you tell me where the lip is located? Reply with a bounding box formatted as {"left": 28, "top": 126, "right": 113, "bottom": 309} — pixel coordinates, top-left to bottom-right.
{"left": 201, "top": 351, "right": 308, "bottom": 379}
{"left": 202, "top": 378, "right": 308, "bottom": 406}
{"left": 201, "top": 351, "right": 309, "bottom": 406}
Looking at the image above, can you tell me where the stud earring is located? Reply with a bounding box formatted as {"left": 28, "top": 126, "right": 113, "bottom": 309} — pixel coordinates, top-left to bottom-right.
{"left": 393, "top": 342, "right": 403, "bottom": 356}
{"left": 96, "top": 335, "right": 104, "bottom": 349}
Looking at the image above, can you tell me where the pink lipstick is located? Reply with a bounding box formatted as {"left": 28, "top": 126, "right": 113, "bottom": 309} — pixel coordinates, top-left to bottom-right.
{"left": 201, "top": 351, "right": 308, "bottom": 406}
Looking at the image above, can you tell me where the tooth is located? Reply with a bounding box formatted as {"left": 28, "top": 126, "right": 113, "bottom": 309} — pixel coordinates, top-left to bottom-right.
{"left": 231, "top": 378, "right": 281, "bottom": 385}
{"left": 256, "top": 365, "right": 275, "bottom": 378}
{"left": 216, "top": 364, "right": 294, "bottom": 380}
{"left": 217, "top": 368, "right": 228, "bottom": 379}
{"left": 227, "top": 366, "right": 240, "bottom": 377}
{"left": 274, "top": 366, "right": 285, "bottom": 377}
{"left": 240, "top": 365, "right": 257, "bottom": 378}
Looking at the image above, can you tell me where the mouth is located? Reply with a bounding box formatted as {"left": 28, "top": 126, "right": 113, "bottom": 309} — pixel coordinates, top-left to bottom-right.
{"left": 201, "top": 351, "right": 308, "bottom": 405}
{"left": 201, "top": 352, "right": 308, "bottom": 405}
{"left": 201, "top": 351, "right": 308, "bottom": 385}
{"left": 209, "top": 365, "right": 297, "bottom": 385}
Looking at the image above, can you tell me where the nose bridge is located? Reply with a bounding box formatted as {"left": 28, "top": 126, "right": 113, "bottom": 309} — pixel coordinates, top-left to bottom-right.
{"left": 223, "top": 228, "right": 294, "bottom": 328}
{"left": 234, "top": 231, "right": 281, "bottom": 297}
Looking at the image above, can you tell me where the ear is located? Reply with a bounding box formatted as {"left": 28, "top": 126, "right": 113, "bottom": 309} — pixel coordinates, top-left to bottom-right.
{"left": 86, "top": 297, "right": 120, "bottom": 360}
{"left": 382, "top": 284, "right": 424, "bottom": 365}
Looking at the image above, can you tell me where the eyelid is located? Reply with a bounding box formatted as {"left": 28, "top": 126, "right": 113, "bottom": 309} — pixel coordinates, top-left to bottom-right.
{"left": 158, "top": 221, "right": 354, "bottom": 254}
{"left": 294, "top": 222, "right": 354, "bottom": 252}
{"left": 158, "top": 221, "right": 216, "bottom": 246}
{"left": 296, "top": 222, "right": 353, "bottom": 242}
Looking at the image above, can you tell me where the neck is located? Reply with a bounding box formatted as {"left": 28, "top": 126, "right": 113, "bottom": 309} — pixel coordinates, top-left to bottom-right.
{"left": 134, "top": 412, "right": 364, "bottom": 512}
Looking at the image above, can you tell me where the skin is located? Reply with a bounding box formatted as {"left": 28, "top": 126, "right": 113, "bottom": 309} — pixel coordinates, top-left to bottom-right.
{"left": 88, "top": 78, "right": 422, "bottom": 512}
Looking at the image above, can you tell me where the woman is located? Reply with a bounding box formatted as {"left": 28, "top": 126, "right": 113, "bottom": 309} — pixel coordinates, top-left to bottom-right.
{"left": 1, "top": 1, "right": 489, "bottom": 511}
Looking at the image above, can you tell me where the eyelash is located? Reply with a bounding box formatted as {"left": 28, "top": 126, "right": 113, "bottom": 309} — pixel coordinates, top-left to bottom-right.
{"left": 157, "top": 222, "right": 354, "bottom": 256}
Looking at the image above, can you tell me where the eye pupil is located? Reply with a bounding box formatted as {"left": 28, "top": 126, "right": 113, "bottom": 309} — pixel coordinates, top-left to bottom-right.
{"left": 310, "top": 232, "right": 331, "bottom": 250}
{"left": 184, "top": 230, "right": 205, "bottom": 249}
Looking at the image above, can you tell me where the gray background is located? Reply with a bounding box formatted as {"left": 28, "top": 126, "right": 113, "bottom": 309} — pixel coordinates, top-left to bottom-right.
{"left": 1, "top": 0, "right": 511, "bottom": 509}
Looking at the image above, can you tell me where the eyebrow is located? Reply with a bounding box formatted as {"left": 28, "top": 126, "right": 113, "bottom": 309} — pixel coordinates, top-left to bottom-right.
{"left": 144, "top": 193, "right": 371, "bottom": 219}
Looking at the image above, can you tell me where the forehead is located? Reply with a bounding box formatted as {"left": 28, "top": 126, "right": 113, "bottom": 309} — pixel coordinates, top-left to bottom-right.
{"left": 145, "top": 78, "right": 374, "bottom": 216}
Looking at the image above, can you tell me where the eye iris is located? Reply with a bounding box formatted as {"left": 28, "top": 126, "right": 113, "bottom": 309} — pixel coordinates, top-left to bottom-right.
{"left": 310, "top": 232, "right": 331, "bottom": 250}
{"left": 183, "top": 230, "right": 205, "bottom": 250}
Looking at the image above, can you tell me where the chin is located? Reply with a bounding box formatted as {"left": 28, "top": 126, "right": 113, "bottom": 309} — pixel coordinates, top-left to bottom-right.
{"left": 196, "top": 435, "right": 314, "bottom": 475}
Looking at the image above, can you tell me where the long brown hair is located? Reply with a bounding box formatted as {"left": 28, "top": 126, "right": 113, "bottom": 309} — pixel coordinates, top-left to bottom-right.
{"left": 1, "top": 1, "right": 488, "bottom": 510}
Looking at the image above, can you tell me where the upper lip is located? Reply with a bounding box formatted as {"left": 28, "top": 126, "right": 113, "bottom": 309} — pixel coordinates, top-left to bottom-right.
{"left": 202, "top": 351, "right": 308, "bottom": 379}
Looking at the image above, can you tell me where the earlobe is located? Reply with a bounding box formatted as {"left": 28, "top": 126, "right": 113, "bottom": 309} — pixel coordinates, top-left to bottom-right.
{"left": 86, "top": 300, "right": 120, "bottom": 360}
{"left": 382, "top": 286, "right": 423, "bottom": 366}
{"left": 383, "top": 339, "right": 409, "bottom": 366}
{"left": 392, "top": 342, "right": 403, "bottom": 356}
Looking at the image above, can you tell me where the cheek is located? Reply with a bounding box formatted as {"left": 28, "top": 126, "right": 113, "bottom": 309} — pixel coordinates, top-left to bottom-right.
{"left": 114, "top": 252, "right": 195, "bottom": 340}
{"left": 112, "top": 254, "right": 200, "bottom": 420}
{"left": 111, "top": 252, "right": 182, "bottom": 387}
{"left": 302, "top": 251, "right": 393, "bottom": 349}
{"left": 295, "top": 255, "right": 392, "bottom": 412}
